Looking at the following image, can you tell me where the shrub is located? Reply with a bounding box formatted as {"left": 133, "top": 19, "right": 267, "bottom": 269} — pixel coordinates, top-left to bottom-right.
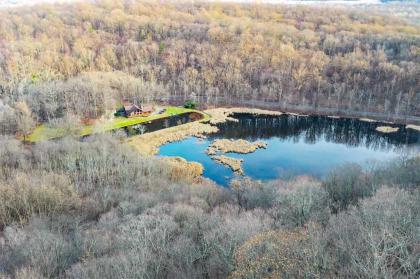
{"left": 184, "top": 100, "right": 197, "bottom": 109}
{"left": 372, "top": 156, "right": 420, "bottom": 190}
{"left": 230, "top": 178, "right": 277, "bottom": 210}
{"left": 1, "top": 219, "right": 86, "bottom": 278}
{"left": 322, "top": 187, "right": 420, "bottom": 278}
{"left": 0, "top": 137, "right": 28, "bottom": 179}
{"left": 231, "top": 229, "right": 318, "bottom": 279}
{"left": 0, "top": 172, "right": 79, "bottom": 229}
{"left": 14, "top": 267, "right": 46, "bottom": 279}
{"left": 270, "top": 177, "right": 329, "bottom": 227}
{"left": 322, "top": 164, "right": 374, "bottom": 213}
{"left": 67, "top": 212, "right": 179, "bottom": 279}
{"left": 114, "top": 107, "right": 126, "bottom": 117}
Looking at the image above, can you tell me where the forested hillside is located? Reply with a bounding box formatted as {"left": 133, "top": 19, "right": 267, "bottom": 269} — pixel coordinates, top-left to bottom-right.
{"left": 0, "top": 0, "right": 419, "bottom": 132}
{"left": 0, "top": 1, "right": 419, "bottom": 278}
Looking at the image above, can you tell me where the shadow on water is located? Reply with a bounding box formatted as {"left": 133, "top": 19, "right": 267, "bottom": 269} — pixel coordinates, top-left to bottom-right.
{"left": 213, "top": 114, "right": 419, "bottom": 151}
{"left": 124, "top": 112, "right": 203, "bottom": 136}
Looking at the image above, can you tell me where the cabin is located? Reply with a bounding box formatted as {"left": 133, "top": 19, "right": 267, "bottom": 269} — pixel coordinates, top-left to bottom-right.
{"left": 116, "top": 104, "right": 154, "bottom": 118}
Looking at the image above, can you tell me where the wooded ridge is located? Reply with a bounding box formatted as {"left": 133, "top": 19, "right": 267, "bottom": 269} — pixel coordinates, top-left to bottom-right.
{"left": 0, "top": 0, "right": 419, "bottom": 132}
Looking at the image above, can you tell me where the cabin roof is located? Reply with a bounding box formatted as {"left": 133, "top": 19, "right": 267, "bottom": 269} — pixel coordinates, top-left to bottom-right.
{"left": 123, "top": 104, "right": 153, "bottom": 114}
{"left": 124, "top": 104, "right": 141, "bottom": 112}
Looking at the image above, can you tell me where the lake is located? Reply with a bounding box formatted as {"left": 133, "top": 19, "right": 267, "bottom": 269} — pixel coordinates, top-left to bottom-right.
{"left": 159, "top": 114, "right": 420, "bottom": 186}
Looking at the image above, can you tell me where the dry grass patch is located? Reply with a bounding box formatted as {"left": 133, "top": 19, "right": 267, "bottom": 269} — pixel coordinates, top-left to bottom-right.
{"left": 376, "top": 126, "right": 399, "bottom": 133}
{"left": 162, "top": 157, "right": 204, "bottom": 183}
{"left": 205, "top": 108, "right": 283, "bottom": 125}
{"left": 207, "top": 139, "right": 267, "bottom": 155}
{"left": 212, "top": 155, "right": 244, "bottom": 174}
{"left": 127, "top": 121, "right": 218, "bottom": 155}
{"left": 359, "top": 118, "right": 377, "bottom": 123}
{"left": 287, "top": 112, "right": 308, "bottom": 117}
{"left": 231, "top": 229, "right": 313, "bottom": 279}
{"left": 406, "top": 124, "right": 420, "bottom": 132}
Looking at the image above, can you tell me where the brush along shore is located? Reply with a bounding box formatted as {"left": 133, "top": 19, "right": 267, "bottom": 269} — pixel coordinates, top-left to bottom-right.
{"left": 128, "top": 107, "right": 282, "bottom": 178}
{"left": 205, "top": 108, "right": 283, "bottom": 125}
{"left": 128, "top": 107, "right": 282, "bottom": 155}
{"left": 207, "top": 139, "right": 267, "bottom": 155}
{"left": 127, "top": 121, "right": 218, "bottom": 155}
{"left": 28, "top": 106, "right": 203, "bottom": 142}
{"left": 162, "top": 157, "right": 204, "bottom": 183}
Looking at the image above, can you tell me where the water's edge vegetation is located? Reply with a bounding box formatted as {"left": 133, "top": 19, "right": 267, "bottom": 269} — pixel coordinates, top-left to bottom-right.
{"left": 159, "top": 110, "right": 418, "bottom": 185}
{"left": 0, "top": 1, "right": 419, "bottom": 278}
{"left": 27, "top": 107, "right": 209, "bottom": 142}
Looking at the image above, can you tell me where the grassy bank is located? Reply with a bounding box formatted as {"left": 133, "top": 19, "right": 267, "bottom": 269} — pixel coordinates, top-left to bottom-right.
{"left": 28, "top": 107, "right": 209, "bottom": 142}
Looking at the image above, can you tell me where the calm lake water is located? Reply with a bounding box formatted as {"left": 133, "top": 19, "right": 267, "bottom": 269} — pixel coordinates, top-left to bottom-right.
{"left": 159, "top": 114, "right": 420, "bottom": 186}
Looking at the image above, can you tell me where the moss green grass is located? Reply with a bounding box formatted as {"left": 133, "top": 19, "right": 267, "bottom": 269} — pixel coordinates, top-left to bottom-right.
{"left": 28, "top": 106, "right": 210, "bottom": 142}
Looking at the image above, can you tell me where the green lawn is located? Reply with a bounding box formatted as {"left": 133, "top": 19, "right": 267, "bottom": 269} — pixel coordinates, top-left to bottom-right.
{"left": 28, "top": 106, "right": 210, "bottom": 142}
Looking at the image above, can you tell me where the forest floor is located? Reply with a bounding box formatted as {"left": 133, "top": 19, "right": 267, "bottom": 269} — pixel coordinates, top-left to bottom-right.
{"left": 28, "top": 106, "right": 209, "bottom": 142}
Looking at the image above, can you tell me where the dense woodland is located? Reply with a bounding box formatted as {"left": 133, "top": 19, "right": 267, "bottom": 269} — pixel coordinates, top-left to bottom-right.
{"left": 0, "top": 135, "right": 419, "bottom": 278}
{"left": 0, "top": 1, "right": 419, "bottom": 278}
{"left": 0, "top": 0, "right": 420, "bottom": 136}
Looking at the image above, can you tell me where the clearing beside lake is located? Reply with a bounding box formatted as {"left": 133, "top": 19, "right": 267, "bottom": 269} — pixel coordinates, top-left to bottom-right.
{"left": 28, "top": 107, "right": 207, "bottom": 142}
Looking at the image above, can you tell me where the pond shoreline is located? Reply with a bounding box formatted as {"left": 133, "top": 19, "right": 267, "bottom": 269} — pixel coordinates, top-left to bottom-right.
{"left": 128, "top": 107, "right": 286, "bottom": 155}
{"left": 27, "top": 107, "right": 208, "bottom": 143}
{"left": 166, "top": 96, "right": 420, "bottom": 125}
{"left": 128, "top": 107, "right": 415, "bottom": 157}
{"left": 157, "top": 110, "right": 418, "bottom": 186}
{"left": 27, "top": 104, "right": 417, "bottom": 144}
{"left": 200, "top": 105, "right": 419, "bottom": 126}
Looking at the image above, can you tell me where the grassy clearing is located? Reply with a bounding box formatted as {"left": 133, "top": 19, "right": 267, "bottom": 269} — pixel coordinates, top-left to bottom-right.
{"left": 28, "top": 107, "right": 209, "bottom": 142}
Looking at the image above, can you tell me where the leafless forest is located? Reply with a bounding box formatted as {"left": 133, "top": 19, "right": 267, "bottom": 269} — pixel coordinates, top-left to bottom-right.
{"left": 0, "top": 1, "right": 419, "bottom": 278}
{"left": 0, "top": 1, "right": 419, "bottom": 126}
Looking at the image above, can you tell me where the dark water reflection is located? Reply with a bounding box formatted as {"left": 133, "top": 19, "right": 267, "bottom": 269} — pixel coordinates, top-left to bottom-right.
{"left": 159, "top": 114, "right": 419, "bottom": 186}
{"left": 214, "top": 114, "right": 418, "bottom": 151}
{"left": 125, "top": 112, "right": 203, "bottom": 136}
